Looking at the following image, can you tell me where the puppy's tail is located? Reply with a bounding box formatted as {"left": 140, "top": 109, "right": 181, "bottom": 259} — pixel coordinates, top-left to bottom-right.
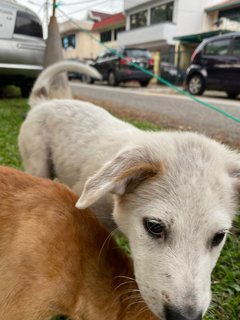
{"left": 29, "top": 60, "right": 102, "bottom": 108}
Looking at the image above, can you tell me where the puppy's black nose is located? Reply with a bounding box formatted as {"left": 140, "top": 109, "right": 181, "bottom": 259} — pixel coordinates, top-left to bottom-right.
{"left": 164, "top": 305, "right": 202, "bottom": 320}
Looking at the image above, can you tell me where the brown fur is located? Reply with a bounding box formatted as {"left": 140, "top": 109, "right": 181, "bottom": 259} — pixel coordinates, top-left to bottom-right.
{"left": 115, "top": 161, "right": 165, "bottom": 193}
{"left": 0, "top": 166, "right": 157, "bottom": 320}
{"left": 115, "top": 162, "right": 163, "bottom": 181}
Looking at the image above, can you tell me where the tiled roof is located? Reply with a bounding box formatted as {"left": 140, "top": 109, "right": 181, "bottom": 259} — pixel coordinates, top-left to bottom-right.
{"left": 92, "top": 12, "right": 125, "bottom": 30}
{"left": 89, "top": 10, "right": 113, "bottom": 21}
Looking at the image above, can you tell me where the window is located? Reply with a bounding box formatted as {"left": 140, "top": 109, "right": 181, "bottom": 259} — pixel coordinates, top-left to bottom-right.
{"left": 14, "top": 11, "right": 43, "bottom": 38}
{"left": 232, "top": 37, "right": 240, "bottom": 56}
{"left": 62, "top": 34, "right": 76, "bottom": 49}
{"left": 124, "top": 49, "right": 151, "bottom": 59}
{"left": 96, "top": 52, "right": 106, "bottom": 60}
{"left": 203, "top": 38, "right": 231, "bottom": 56}
{"left": 219, "top": 8, "right": 240, "bottom": 22}
{"left": 100, "top": 30, "right": 112, "bottom": 43}
{"left": 151, "top": 2, "right": 174, "bottom": 25}
{"left": 130, "top": 10, "right": 147, "bottom": 29}
{"left": 114, "top": 27, "right": 125, "bottom": 40}
{"left": 96, "top": 51, "right": 111, "bottom": 61}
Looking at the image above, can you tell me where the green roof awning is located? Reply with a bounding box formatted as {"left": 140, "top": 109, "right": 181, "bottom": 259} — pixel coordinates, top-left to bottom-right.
{"left": 174, "top": 30, "right": 232, "bottom": 44}
{"left": 205, "top": 1, "right": 240, "bottom": 12}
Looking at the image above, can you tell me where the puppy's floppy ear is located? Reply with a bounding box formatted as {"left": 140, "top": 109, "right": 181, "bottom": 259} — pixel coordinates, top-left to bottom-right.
{"left": 76, "top": 147, "right": 164, "bottom": 209}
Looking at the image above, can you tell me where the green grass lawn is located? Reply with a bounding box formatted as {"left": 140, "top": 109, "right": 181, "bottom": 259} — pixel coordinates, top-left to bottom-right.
{"left": 0, "top": 98, "right": 239, "bottom": 320}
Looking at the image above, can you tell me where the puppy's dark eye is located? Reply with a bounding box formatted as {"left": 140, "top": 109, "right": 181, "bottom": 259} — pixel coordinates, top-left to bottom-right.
{"left": 211, "top": 232, "right": 226, "bottom": 248}
{"left": 143, "top": 218, "right": 165, "bottom": 239}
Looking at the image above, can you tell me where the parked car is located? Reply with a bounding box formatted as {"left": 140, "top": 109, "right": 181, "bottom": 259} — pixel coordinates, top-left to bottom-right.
{"left": 186, "top": 32, "right": 240, "bottom": 98}
{"left": 160, "top": 62, "right": 185, "bottom": 85}
{"left": 0, "top": 0, "right": 45, "bottom": 97}
{"left": 86, "top": 48, "right": 154, "bottom": 87}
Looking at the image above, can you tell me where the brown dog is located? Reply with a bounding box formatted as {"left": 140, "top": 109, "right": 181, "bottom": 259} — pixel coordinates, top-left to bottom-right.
{"left": 0, "top": 166, "right": 157, "bottom": 320}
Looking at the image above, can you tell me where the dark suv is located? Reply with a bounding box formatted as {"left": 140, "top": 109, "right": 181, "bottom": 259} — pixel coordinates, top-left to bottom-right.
{"left": 87, "top": 48, "right": 154, "bottom": 87}
{"left": 186, "top": 32, "right": 240, "bottom": 98}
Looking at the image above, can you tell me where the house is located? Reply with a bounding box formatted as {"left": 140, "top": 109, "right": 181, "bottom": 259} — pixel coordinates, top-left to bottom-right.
{"left": 59, "top": 11, "right": 126, "bottom": 61}
{"left": 92, "top": 12, "right": 125, "bottom": 49}
{"left": 175, "top": 0, "right": 240, "bottom": 68}
{"left": 88, "top": 10, "right": 113, "bottom": 22}
{"left": 59, "top": 19, "right": 100, "bottom": 61}
{"left": 204, "top": 0, "right": 240, "bottom": 33}
{"left": 118, "top": 0, "right": 240, "bottom": 72}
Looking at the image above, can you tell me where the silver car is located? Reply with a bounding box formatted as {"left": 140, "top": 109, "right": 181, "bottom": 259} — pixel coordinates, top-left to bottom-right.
{"left": 0, "top": 0, "right": 45, "bottom": 96}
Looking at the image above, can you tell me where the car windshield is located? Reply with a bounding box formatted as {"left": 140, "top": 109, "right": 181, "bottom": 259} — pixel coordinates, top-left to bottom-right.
{"left": 14, "top": 10, "right": 43, "bottom": 38}
{"left": 124, "top": 49, "right": 151, "bottom": 59}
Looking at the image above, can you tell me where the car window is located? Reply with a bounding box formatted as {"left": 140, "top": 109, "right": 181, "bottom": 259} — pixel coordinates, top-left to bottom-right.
{"left": 107, "top": 51, "right": 116, "bottom": 57}
{"left": 96, "top": 52, "right": 108, "bottom": 61}
{"left": 96, "top": 52, "right": 105, "bottom": 60}
{"left": 124, "top": 49, "right": 151, "bottom": 59}
{"left": 232, "top": 37, "right": 240, "bottom": 57}
{"left": 203, "top": 38, "right": 231, "bottom": 56}
{"left": 14, "top": 10, "right": 43, "bottom": 38}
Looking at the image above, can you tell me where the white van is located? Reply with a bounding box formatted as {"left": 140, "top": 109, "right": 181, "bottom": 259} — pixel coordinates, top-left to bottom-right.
{"left": 0, "top": 0, "right": 45, "bottom": 96}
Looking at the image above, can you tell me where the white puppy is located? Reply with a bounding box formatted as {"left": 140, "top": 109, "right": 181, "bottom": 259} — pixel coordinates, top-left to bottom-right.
{"left": 19, "top": 61, "right": 240, "bottom": 320}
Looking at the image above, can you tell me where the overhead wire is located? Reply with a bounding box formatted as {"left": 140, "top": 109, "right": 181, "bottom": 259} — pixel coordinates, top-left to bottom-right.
{"left": 20, "top": 0, "right": 43, "bottom": 7}
{"left": 66, "top": 0, "right": 109, "bottom": 15}
{"left": 59, "top": 0, "right": 109, "bottom": 6}
{"left": 37, "top": 2, "right": 46, "bottom": 15}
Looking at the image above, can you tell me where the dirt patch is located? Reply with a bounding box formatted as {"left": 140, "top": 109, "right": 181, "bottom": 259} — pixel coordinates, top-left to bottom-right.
{"left": 75, "top": 95, "right": 240, "bottom": 150}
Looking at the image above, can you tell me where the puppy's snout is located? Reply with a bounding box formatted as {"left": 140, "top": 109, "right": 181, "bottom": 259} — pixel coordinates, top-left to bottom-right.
{"left": 164, "top": 305, "right": 202, "bottom": 320}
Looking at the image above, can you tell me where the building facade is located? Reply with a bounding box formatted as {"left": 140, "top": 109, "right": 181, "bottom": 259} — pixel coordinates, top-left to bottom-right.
{"left": 59, "top": 11, "right": 125, "bottom": 61}
{"left": 92, "top": 13, "right": 125, "bottom": 49}
{"left": 59, "top": 20, "right": 100, "bottom": 61}
{"left": 118, "top": 0, "right": 240, "bottom": 71}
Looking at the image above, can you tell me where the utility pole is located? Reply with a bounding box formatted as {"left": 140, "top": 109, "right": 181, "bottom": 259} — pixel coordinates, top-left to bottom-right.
{"left": 43, "top": 0, "right": 72, "bottom": 99}
{"left": 52, "top": 0, "right": 56, "bottom": 18}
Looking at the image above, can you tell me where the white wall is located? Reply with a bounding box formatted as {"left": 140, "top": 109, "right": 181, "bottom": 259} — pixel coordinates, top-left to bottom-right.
{"left": 125, "top": 0, "right": 223, "bottom": 13}
{"left": 124, "top": 0, "right": 152, "bottom": 11}
{"left": 120, "top": 0, "right": 224, "bottom": 47}
{"left": 118, "top": 22, "right": 177, "bottom": 46}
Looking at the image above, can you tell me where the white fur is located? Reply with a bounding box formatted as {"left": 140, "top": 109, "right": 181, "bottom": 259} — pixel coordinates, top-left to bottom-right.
{"left": 29, "top": 60, "right": 101, "bottom": 107}
{"left": 18, "top": 61, "right": 240, "bottom": 320}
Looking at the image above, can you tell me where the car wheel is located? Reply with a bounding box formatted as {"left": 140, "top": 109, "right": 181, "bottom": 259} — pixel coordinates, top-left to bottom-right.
{"left": 187, "top": 74, "right": 205, "bottom": 95}
{"left": 108, "top": 71, "right": 118, "bottom": 86}
{"left": 226, "top": 91, "right": 239, "bottom": 99}
{"left": 140, "top": 80, "right": 150, "bottom": 87}
{"left": 82, "top": 74, "right": 94, "bottom": 84}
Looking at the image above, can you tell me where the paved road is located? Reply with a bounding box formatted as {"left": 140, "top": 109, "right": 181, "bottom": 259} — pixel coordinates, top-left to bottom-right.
{"left": 70, "top": 82, "right": 240, "bottom": 147}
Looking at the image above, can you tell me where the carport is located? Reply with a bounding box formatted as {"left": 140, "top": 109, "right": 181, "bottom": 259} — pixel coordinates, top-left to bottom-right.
{"left": 174, "top": 29, "right": 232, "bottom": 44}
